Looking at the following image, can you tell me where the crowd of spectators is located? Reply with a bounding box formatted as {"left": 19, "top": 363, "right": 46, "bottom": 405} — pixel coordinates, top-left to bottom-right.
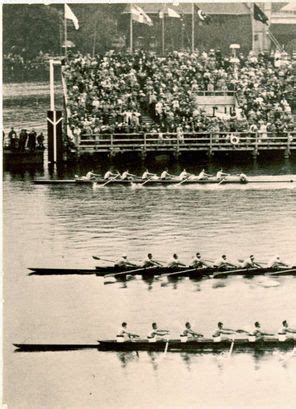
{"left": 3, "top": 49, "right": 50, "bottom": 82}
{"left": 4, "top": 127, "right": 45, "bottom": 152}
{"left": 63, "top": 49, "right": 295, "bottom": 139}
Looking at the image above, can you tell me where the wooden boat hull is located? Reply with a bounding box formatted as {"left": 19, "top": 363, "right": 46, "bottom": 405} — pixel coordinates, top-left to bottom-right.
{"left": 14, "top": 338, "right": 296, "bottom": 353}
{"left": 28, "top": 266, "right": 296, "bottom": 277}
{"left": 33, "top": 177, "right": 296, "bottom": 186}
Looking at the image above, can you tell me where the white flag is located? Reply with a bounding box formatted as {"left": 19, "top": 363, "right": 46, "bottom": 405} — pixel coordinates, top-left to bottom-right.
{"left": 167, "top": 8, "right": 181, "bottom": 18}
{"left": 133, "top": 5, "right": 153, "bottom": 26}
{"left": 65, "top": 4, "right": 79, "bottom": 30}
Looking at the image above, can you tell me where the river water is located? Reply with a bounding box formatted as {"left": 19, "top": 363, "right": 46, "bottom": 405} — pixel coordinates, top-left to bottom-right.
{"left": 3, "top": 83, "right": 296, "bottom": 409}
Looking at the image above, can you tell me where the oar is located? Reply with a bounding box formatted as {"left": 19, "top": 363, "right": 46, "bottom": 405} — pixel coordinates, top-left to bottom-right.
{"left": 105, "top": 266, "right": 155, "bottom": 279}
{"left": 101, "top": 174, "right": 120, "bottom": 187}
{"left": 212, "top": 267, "right": 259, "bottom": 278}
{"left": 176, "top": 177, "right": 190, "bottom": 186}
{"left": 268, "top": 268, "right": 296, "bottom": 276}
{"left": 228, "top": 336, "right": 235, "bottom": 358}
{"left": 218, "top": 177, "right": 227, "bottom": 185}
{"left": 162, "top": 267, "right": 195, "bottom": 278}
{"left": 92, "top": 256, "right": 116, "bottom": 263}
{"left": 141, "top": 177, "right": 155, "bottom": 186}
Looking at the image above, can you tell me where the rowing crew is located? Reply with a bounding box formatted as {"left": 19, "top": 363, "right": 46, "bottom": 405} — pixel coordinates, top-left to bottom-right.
{"left": 88, "top": 169, "right": 248, "bottom": 182}
{"left": 117, "top": 321, "right": 296, "bottom": 341}
{"left": 115, "top": 253, "right": 291, "bottom": 270}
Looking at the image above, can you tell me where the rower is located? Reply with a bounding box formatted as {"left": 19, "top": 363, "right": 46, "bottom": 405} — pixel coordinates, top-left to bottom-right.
{"left": 160, "top": 168, "right": 173, "bottom": 180}
{"left": 142, "top": 169, "right": 157, "bottom": 180}
{"left": 84, "top": 170, "right": 97, "bottom": 180}
{"left": 240, "top": 255, "right": 262, "bottom": 269}
{"left": 267, "top": 255, "right": 289, "bottom": 269}
{"left": 213, "top": 322, "right": 236, "bottom": 337}
{"left": 190, "top": 253, "right": 210, "bottom": 268}
{"left": 197, "top": 169, "right": 212, "bottom": 180}
{"left": 167, "top": 253, "right": 186, "bottom": 267}
{"left": 149, "top": 322, "right": 170, "bottom": 340}
{"left": 117, "top": 322, "right": 139, "bottom": 341}
{"left": 214, "top": 255, "right": 237, "bottom": 270}
{"left": 250, "top": 322, "right": 274, "bottom": 339}
{"left": 179, "top": 169, "right": 191, "bottom": 181}
{"left": 104, "top": 170, "right": 119, "bottom": 180}
{"left": 115, "top": 255, "right": 138, "bottom": 268}
{"left": 279, "top": 320, "right": 296, "bottom": 337}
{"left": 182, "top": 322, "right": 203, "bottom": 339}
{"left": 216, "top": 168, "right": 229, "bottom": 181}
{"left": 121, "top": 170, "right": 136, "bottom": 180}
{"left": 239, "top": 173, "right": 248, "bottom": 183}
{"left": 143, "top": 253, "right": 162, "bottom": 267}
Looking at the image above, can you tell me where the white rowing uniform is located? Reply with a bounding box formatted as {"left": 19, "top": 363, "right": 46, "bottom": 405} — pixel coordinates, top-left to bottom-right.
{"left": 85, "top": 171, "right": 95, "bottom": 180}
{"left": 216, "top": 170, "right": 227, "bottom": 180}
{"left": 142, "top": 170, "right": 150, "bottom": 180}
{"left": 121, "top": 171, "right": 132, "bottom": 180}
{"left": 115, "top": 256, "right": 135, "bottom": 267}
{"left": 197, "top": 170, "right": 208, "bottom": 180}
{"left": 267, "top": 256, "right": 287, "bottom": 268}
{"left": 183, "top": 327, "right": 201, "bottom": 338}
{"left": 167, "top": 256, "right": 185, "bottom": 267}
{"left": 118, "top": 327, "right": 130, "bottom": 340}
{"left": 179, "top": 170, "right": 188, "bottom": 180}
{"left": 279, "top": 324, "right": 296, "bottom": 336}
{"left": 143, "top": 255, "right": 160, "bottom": 267}
{"left": 160, "top": 170, "right": 170, "bottom": 180}
{"left": 149, "top": 329, "right": 169, "bottom": 340}
{"left": 240, "top": 257, "right": 256, "bottom": 269}
{"left": 190, "top": 255, "right": 205, "bottom": 268}
{"left": 214, "top": 256, "right": 229, "bottom": 268}
{"left": 104, "top": 171, "right": 114, "bottom": 180}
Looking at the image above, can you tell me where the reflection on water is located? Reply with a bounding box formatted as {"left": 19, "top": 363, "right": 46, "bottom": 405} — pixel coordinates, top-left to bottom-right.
{"left": 3, "top": 81, "right": 296, "bottom": 408}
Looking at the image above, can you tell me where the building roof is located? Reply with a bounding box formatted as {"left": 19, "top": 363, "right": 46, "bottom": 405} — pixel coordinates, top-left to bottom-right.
{"left": 137, "top": 3, "right": 251, "bottom": 16}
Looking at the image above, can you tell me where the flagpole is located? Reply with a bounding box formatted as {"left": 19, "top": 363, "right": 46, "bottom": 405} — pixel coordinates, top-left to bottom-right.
{"left": 64, "top": 10, "right": 68, "bottom": 58}
{"left": 191, "top": 3, "right": 195, "bottom": 53}
{"left": 130, "top": 11, "right": 133, "bottom": 53}
{"left": 251, "top": 3, "right": 254, "bottom": 52}
{"left": 161, "top": 7, "right": 165, "bottom": 55}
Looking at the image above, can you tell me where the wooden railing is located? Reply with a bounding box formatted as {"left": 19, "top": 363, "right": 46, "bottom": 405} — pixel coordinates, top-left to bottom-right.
{"left": 77, "top": 132, "right": 296, "bottom": 156}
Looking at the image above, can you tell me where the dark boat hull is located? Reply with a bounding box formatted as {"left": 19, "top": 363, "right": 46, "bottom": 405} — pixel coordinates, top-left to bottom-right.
{"left": 33, "top": 177, "right": 296, "bottom": 186}
{"left": 28, "top": 266, "right": 296, "bottom": 278}
{"left": 14, "top": 338, "right": 296, "bottom": 353}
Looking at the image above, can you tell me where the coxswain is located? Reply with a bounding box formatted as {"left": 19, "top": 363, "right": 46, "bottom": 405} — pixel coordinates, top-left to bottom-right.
{"left": 115, "top": 255, "right": 138, "bottom": 268}
{"left": 216, "top": 168, "right": 229, "bottom": 180}
{"left": 197, "top": 169, "right": 212, "bottom": 180}
{"left": 149, "top": 322, "right": 170, "bottom": 340}
{"left": 267, "top": 255, "right": 289, "bottom": 269}
{"left": 182, "top": 322, "right": 203, "bottom": 338}
{"left": 121, "top": 170, "right": 136, "bottom": 180}
{"left": 214, "top": 255, "right": 237, "bottom": 270}
{"left": 143, "top": 253, "right": 162, "bottom": 267}
{"left": 104, "top": 170, "right": 119, "bottom": 180}
{"left": 142, "top": 169, "right": 157, "bottom": 180}
{"left": 167, "top": 253, "right": 186, "bottom": 267}
{"left": 239, "top": 173, "right": 248, "bottom": 183}
{"left": 213, "top": 322, "right": 236, "bottom": 338}
{"left": 190, "top": 253, "right": 210, "bottom": 268}
{"left": 160, "top": 168, "right": 174, "bottom": 180}
{"left": 250, "top": 322, "right": 274, "bottom": 339}
{"left": 118, "top": 322, "right": 140, "bottom": 340}
{"left": 240, "top": 255, "right": 262, "bottom": 269}
{"left": 278, "top": 320, "right": 296, "bottom": 337}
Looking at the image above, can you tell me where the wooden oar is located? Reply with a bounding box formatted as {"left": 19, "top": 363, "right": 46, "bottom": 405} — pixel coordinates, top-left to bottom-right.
{"left": 268, "top": 268, "right": 296, "bottom": 276}
{"left": 92, "top": 256, "right": 116, "bottom": 263}
{"left": 141, "top": 177, "right": 155, "bottom": 186}
{"left": 212, "top": 267, "right": 259, "bottom": 278}
{"left": 101, "top": 174, "right": 120, "bottom": 187}
{"left": 105, "top": 266, "right": 155, "bottom": 278}
{"left": 162, "top": 267, "right": 195, "bottom": 278}
{"left": 176, "top": 177, "right": 190, "bottom": 186}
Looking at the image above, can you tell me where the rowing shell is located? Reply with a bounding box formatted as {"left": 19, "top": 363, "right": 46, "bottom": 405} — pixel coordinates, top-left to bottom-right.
{"left": 27, "top": 266, "right": 296, "bottom": 278}
{"left": 13, "top": 338, "right": 296, "bottom": 353}
{"left": 33, "top": 177, "right": 296, "bottom": 186}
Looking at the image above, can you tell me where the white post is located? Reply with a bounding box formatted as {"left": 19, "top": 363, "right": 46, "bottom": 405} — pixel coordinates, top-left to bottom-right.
{"left": 49, "top": 59, "right": 55, "bottom": 111}
{"left": 191, "top": 3, "right": 195, "bottom": 53}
